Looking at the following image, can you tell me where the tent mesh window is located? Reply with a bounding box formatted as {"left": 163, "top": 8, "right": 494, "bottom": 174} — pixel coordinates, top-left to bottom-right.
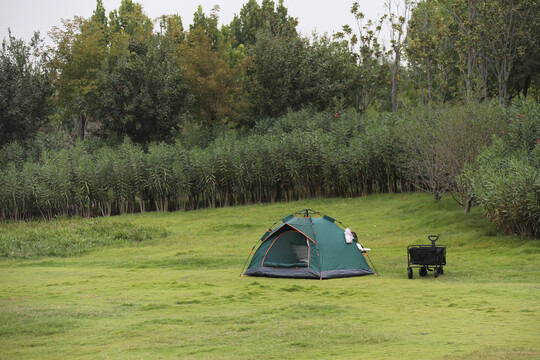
{"left": 263, "top": 231, "right": 310, "bottom": 268}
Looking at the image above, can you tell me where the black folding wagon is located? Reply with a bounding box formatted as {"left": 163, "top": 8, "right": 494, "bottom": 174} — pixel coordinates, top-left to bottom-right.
{"left": 407, "top": 235, "right": 446, "bottom": 279}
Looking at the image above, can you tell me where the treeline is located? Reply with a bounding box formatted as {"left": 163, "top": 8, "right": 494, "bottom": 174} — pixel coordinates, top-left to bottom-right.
{"left": 1, "top": 0, "right": 538, "bottom": 145}
{"left": 2, "top": 101, "right": 538, "bottom": 238}
{"left": 0, "top": 109, "right": 406, "bottom": 220}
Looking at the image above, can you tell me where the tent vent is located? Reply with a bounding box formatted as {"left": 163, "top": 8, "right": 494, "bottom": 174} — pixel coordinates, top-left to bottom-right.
{"left": 323, "top": 215, "right": 335, "bottom": 223}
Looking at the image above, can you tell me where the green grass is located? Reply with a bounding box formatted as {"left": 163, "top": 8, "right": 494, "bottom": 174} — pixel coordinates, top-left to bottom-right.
{"left": 1, "top": 193, "right": 539, "bottom": 359}
{"left": 0, "top": 218, "right": 167, "bottom": 258}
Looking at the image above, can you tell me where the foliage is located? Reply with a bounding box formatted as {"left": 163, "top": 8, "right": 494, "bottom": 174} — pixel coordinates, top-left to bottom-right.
{"left": 406, "top": 0, "right": 460, "bottom": 103}
{"left": 1, "top": 100, "right": 527, "bottom": 223}
{"left": 180, "top": 27, "right": 246, "bottom": 127}
{"left": 335, "top": 5, "right": 390, "bottom": 114}
{"left": 229, "top": 0, "right": 298, "bottom": 47}
{"left": 108, "top": 0, "right": 153, "bottom": 38}
{"left": 0, "top": 31, "right": 51, "bottom": 144}
{"left": 0, "top": 107, "right": 413, "bottom": 221}
{"left": 48, "top": 14, "right": 109, "bottom": 140}
{"left": 396, "top": 101, "right": 508, "bottom": 204}
{"left": 461, "top": 101, "right": 540, "bottom": 238}
{"left": 246, "top": 31, "right": 351, "bottom": 120}
{"left": 97, "top": 36, "right": 191, "bottom": 143}
{"left": 2, "top": 0, "right": 539, "bottom": 146}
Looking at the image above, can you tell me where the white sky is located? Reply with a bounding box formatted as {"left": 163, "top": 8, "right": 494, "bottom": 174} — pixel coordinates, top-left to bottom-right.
{"left": 0, "top": 0, "right": 388, "bottom": 44}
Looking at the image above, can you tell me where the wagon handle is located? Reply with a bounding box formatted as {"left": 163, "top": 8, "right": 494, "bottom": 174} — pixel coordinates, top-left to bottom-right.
{"left": 428, "top": 235, "right": 439, "bottom": 247}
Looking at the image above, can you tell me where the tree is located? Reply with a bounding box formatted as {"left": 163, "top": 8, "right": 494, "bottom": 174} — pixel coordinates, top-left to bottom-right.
{"left": 98, "top": 36, "right": 191, "bottom": 143}
{"left": 0, "top": 31, "right": 51, "bottom": 144}
{"left": 386, "top": 0, "right": 413, "bottom": 112}
{"left": 92, "top": 0, "right": 108, "bottom": 28}
{"left": 507, "top": 18, "right": 540, "bottom": 101}
{"left": 244, "top": 31, "right": 300, "bottom": 118}
{"left": 406, "top": 0, "right": 459, "bottom": 104}
{"left": 446, "top": 0, "right": 537, "bottom": 104}
{"left": 395, "top": 102, "right": 508, "bottom": 206}
{"left": 305, "top": 35, "right": 353, "bottom": 111}
{"left": 244, "top": 32, "right": 306, "bottom": 118}
{"left": 108, "top": 0, "right": 153, "bottom": 38}
{"left": 245, "top": 29, "right": 354, "bottom": 120}
{"left": 229, "top": 0, "right": 262, "bottom": 46}
{"left": 181, "top": 26, "right": 246, "bottom": 127}
{"left": 229, "top": 0, "right": 298, "bottom": 47}
{"left": 49, "top": 13, "right": 108, "bottom": 140}
{"left": 478, "top": 0, "right": 536, "bottom": 104}
{"left": 157, "top": 14, "right": 185, "bottom": 45}
{"left": 190, "top": 5, "right": 223, "bottom": 48}
{"left": 336, "top": 2, "right": 390, "bottom": 114}
{"left": 447, "top": 0, "right": 481, "bottom": 101}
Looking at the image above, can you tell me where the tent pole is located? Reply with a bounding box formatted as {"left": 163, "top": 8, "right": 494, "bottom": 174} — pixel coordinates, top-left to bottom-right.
{"left": 307, "top": 212, "right": 323, "bottom": 280}
{"left": 365, "top": 252, "right": 380, "bottom": 276}
{"left": 240, "top": 219, "right": 281, "bottom": 277}
{"left": 239, "top": 238, "right": 262, "bottom": 277}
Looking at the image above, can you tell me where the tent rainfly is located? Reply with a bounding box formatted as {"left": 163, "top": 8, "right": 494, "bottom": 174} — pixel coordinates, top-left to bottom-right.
{"left": 242, "top": 209, "right": 374, "bottom": 279}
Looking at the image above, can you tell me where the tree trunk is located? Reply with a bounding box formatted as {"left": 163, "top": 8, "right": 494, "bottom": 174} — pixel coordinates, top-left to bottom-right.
{"left": 466, "top": 44, "right": 473, "bottom": 101}
{"left": 392, "top": 53, "right": 400, "bottom": 112}
{"left": 523, "top": 74, "right": 531, "bottom": 98}
{"left": 77, "top": 113, "right": 87, "bottom": 140}
{"left": 354, "top": 92, "right": 361, "bottom": 113}
{"left": 463, "top": 198, "right": 471, "bottom": 214}
{"left": 138, "top": 197, "right": 145, "bottom": 213}
{"left": 418, "top": 66, "right": 425, "bottom": 106}
{"left": 498, "top": 60, "right": 509, "bottom": 105}
{"left": 426, "top": 57, "right": 433, "bottom": 102}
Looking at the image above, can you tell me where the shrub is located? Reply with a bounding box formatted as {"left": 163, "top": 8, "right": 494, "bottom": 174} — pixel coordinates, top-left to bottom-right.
{"left": 461, "top": 101, "right": 540, "bottom": 238}
{"left": 395, "top": 101, "right": 507, "bottom": 205}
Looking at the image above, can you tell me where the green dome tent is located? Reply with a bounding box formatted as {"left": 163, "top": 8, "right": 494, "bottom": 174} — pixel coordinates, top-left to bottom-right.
{"left": 243, "top": 209, "right": 375, "bottom": 279}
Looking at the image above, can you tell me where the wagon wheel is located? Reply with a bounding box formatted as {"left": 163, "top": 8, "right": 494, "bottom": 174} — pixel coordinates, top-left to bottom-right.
{"left": 419, "top": 267, "right": 427, "bottom": 276}
{"left": 434, "top": 267, "right": 439, "bottom": 278}
{"left": 407, "top": 267, "right": 413, "bottom": 279}
{"left": 438, "top": 267, "right": 444, "bottom": 275}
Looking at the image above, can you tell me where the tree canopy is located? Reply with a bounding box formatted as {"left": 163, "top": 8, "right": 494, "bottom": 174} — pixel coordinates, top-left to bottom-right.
{"left": 0, "top": 31, "right": 51, "bottom": 144}
{"left": 0, "top": 0, "right": 537, "bottom": 144}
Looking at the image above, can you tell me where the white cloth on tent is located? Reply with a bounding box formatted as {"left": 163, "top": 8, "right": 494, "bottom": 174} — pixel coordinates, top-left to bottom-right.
{"left": 344, "top": 228, "right": 354, "bottom": 243}
{"left": 356, "top": 242, "right": 371, "bottom": 252}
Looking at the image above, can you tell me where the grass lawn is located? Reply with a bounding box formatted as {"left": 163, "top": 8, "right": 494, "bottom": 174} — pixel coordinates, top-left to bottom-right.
{"left": 1, "top": 193, "right": 539, "bottom": 359}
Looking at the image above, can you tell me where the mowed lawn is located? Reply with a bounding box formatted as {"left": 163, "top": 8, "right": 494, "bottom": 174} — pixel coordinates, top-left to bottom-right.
{"left": 1, "top": 193, "right": 539, "bottom": 359}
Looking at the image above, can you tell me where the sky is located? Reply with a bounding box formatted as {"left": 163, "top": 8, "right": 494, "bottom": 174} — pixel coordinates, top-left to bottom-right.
{"left": 0, "top": 0, "right": 388, "bottom": 45}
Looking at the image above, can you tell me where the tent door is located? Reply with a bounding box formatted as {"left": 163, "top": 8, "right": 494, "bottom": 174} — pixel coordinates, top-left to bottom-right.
{"left": 262, "top": 231, "right": 310, "bottom": 268}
